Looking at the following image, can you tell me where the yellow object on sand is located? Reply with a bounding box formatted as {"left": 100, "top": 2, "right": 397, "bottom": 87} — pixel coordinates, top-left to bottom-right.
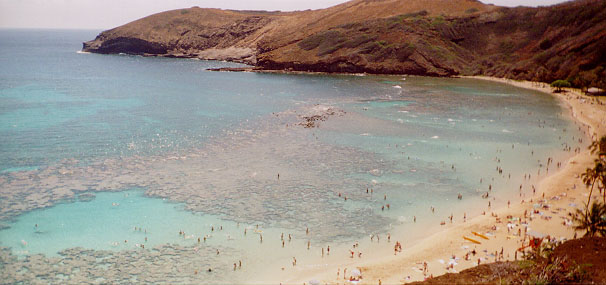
{"left": 463, "top": 236, "right": 482, "bottom": 244}
{"left": 472, "top": 231, "right": 490, "bottom": 240}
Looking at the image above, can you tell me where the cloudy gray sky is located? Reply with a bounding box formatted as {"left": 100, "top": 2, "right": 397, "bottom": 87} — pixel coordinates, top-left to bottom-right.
{"left": 0, "top": 0, "right": 568, "bottom": 30}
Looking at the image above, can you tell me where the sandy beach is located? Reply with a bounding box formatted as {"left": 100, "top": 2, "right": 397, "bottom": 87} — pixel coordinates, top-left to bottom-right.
{"left": 288, "top": 76, "right": 606, "bottom": 284}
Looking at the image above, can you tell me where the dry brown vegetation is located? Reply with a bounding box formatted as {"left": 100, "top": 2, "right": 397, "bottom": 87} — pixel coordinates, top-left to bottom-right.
{"left": 414, "top": 237, "right": 606, "bottom": 284}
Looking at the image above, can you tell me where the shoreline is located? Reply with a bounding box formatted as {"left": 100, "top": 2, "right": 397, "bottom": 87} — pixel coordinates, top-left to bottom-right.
{"left": 288, "top": 76, "right": 606, "bottom": 284}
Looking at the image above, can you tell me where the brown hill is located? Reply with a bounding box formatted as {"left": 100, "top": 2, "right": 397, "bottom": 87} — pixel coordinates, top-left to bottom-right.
{"left": 414, "top": 237, "right": 606, "bottom": 284}
{"left": 82, "top": 0, "right": 606, "bottom": 88}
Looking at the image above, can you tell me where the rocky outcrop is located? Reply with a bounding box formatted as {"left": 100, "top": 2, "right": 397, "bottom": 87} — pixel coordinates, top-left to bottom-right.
{"left": 83, "top": 37, "right": 168, "bottom": 55}
{"left": 82, "top": 0, "right": 606, "bottom": 88}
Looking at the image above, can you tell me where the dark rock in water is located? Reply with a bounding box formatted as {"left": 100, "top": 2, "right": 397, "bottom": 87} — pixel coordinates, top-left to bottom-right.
{"left": 298, "top": 107, "right": 346, "bottom": 128}
{"left": 77, "top": 193, "right": 96, "bottom": 202}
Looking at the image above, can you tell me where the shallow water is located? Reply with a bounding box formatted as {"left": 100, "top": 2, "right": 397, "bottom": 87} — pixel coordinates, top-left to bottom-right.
{"left": 0, "top": 29, "right": 587, "bottom": 283}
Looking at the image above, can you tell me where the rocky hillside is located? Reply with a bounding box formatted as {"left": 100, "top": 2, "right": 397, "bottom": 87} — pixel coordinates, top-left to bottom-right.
{"left": 83, "top": 0, "right": 606, "bottom": 88}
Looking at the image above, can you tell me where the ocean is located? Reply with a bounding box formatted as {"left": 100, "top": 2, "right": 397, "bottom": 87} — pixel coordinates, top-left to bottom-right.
{"left": 0, "top": 29, "right": 585, "bottom": 283}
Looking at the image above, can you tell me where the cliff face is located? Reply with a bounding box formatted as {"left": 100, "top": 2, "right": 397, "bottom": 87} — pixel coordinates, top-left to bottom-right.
{"left": 83, "top": 0, "right": 606, "bottom": 87}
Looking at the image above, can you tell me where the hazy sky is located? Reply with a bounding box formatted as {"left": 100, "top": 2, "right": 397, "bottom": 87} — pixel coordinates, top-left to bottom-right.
{"left": 0, "top": 0, "right": 568, "bottom": 30}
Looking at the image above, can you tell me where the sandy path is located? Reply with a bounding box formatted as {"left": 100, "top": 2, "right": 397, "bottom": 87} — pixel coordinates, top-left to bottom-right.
{"left": 288, "top": 76, "right": 606, "bottom": 285}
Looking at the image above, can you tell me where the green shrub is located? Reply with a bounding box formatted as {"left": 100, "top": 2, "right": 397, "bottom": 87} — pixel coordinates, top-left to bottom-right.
{"left": 298, "top": 30, "right": 346, "bottom": 55}
{"left": 395, "top": 44, "right": 415, "bottom": 62}
{"left": 550, "top": 79, "right": 571, "bottom": 92}
{"left": 342, "top": 35, "right": 375, "bottom": 49}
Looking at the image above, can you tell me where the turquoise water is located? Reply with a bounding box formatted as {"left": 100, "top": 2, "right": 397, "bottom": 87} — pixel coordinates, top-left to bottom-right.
{"left": 0, "top": 29, "right": 586, "bottom": 283}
